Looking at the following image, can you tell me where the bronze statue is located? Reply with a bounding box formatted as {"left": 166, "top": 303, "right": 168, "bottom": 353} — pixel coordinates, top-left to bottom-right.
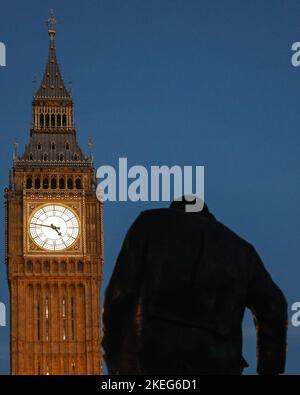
{"left": 102, "top": 197, "right": 287, "bottom": 374}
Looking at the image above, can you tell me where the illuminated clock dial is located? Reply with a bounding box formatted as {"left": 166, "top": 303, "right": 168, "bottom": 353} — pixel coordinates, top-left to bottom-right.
{"left": 29, "top": 204, "right": 79, "bottom": 251}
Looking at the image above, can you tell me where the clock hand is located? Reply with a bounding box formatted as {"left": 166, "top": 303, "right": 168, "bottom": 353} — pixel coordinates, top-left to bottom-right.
{"left": 34, "top": 223, "right": 62, "bottom": 236}
{"left": 50, "top": 224, "right": 62, "bottom": 236}
{"left": 34, "top": 223, "right": 55, "bottom": 229}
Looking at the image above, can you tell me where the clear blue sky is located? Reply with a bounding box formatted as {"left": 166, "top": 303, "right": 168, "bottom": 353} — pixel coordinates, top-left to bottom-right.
{"left": 0, "top": 0, "right": 300, "bottom": 374}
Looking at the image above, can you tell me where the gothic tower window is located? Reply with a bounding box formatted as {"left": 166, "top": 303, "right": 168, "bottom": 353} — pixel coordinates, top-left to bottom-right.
{"left": 70, "top": 261, "right": 75, "bottom": 273}
{"left": 65, "top": 141, "right": 70, "bottom": 150}
{"left": 37, "top": 142, "right": 42, "bottom": 150}
{"left": 62, "top": 114, "right": 67, "bottom": 127}
{"left": 27, "top": 261, "right": 33, "bottom": 273}
{"left": 29, "top": 153, "right": 34, "bottom": 161}
{"left": 59, "top": 153, "right": 64, "bottom": 161}
{"left": 61, "top": 261, "right": 67, "bottom": 273}
{"left": 43, "top": 177, "right": 49, "bottom": 189}
{"left": 51, "top": 177, "right": 57, "bottom": 189}
{"left": 40, "top": 114, "right": 44, "bottom": 127}
{"left": 59, "top": 177, "right": 65, "bottom": 189}
{"left": 35, "top": 177, "right": 41, "bottom": 189}
{"left": 51, "top": 141, "right": 56, "bottom": 150}
{"left": 67, "top": 178, "right": 73, "bottom": 189}
{"left": 77, "top": 261, "right": 83, "bottom": 273}
{"left": 51, "top": 114, "right": 55, "bottom": 127}
{"left": 45, "top": 114, "right": 50, "bottom": 127}
{"left": 43, "top": 153, "right": 48, "bottom": 161}
{"left": 73, "top": 153, "right": 78, "bottom": 161}
{"left": 75, "top": 178, "right": 81, "bottom": 189}
{"left": 26, "top": 176, "right": 33, "bottom": 189}
{"left": 43, "top": 261, "right": 50, "bottom": 273}
{"left": 57, "top": 114, "right": 61, "bottom": 127}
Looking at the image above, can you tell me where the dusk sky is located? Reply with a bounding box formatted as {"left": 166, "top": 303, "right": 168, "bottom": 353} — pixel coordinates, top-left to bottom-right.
{"left": 0, "top": 0, "right": 300, "bottom": 374}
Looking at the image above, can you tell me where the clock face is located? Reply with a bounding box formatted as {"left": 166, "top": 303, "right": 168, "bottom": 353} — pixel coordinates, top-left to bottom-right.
{"left": 29, "top": 204, "right": 80, "bottom": 251}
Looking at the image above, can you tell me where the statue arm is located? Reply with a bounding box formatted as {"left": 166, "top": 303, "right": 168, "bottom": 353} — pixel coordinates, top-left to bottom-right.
{"left": 246, "top": 246, "right": 288, "bottom": 375}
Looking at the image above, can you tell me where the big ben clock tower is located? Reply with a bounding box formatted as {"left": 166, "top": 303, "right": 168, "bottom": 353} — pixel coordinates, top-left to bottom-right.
{"left": 5, "top": 13, "right": 104, "bottom": 375}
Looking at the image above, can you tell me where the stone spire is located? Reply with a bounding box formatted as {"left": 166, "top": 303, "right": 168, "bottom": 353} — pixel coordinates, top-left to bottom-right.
{"left": 34, "top": 9, "right": 71, "bottom": 100}
{"left": 14, "top": 11, "right": 91, "bottom": 167}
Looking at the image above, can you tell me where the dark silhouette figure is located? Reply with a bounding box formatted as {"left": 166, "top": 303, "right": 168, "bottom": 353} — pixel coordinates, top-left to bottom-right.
{"left": 102, "top": 198, "right": 287, "bottom": 375}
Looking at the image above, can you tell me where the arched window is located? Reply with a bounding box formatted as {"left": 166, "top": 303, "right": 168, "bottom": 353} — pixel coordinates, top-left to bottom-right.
{"left": 75, "top": 178, "right": 81, "bottom": 189}
{"left": 65, "top": 142, "right": 70, "bottom": 150}
{"left": 43, "top": 177, "right": 49, "bottom": 189}
{"left": 51, "top": 177, "right": 57, "bottom": 189}
{"left": 62, "top": 114, "right": 67, "bottom": 127}
{"left": 57, "top": 114, "right": 61, "bottom": 127}
{"left": 59, "top": 153, "right": 64, "bottom": 161}
{"left": 51, "top": 114, "right": 55, "bottom": 128}
{"left": 29, "top": 153, "right": 34, "bottom": 161}
{"left": 59, "top": 178, "right": 65, "bottom": 189}
{"left": 45, "top": 114, "right": 50, "bottom": 127}
{"left": 35, "top": 177, "right": 41, "bottom": 189}
{"left": 26, "top": 177, "right": 32, "bottom": 189}
{"left": 43, "top": 153, "right": 48, "bottom": 161}
{"left": 37, "top": 142, "right": 42, "bottom": 150}
{"left": 51, "top": 142, "right": 56, "bottom": 150}
{"left": 40, "top": 114, "right": 44, "bottom": 128}
{"left": 61, "top": 261, "right": 67, "bottom": 273}
{"left": 73, "top": 153, "right": 78, "bottom": 161}
{"left": 27, "top": 261, "right": 33, "bottom": 273}
{"left": 67, "top": 178, "right": 73, "bottom": 189}
{"left": 43, "top": 261, "right": 50, "bottom": 272}
{"left": 77, "top": 261, "right": 83, "bottom": 273}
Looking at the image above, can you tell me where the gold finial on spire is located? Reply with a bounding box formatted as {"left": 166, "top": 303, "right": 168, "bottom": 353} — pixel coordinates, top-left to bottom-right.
{"left": 47, "top": 9, "right": 56, "bottom": 37}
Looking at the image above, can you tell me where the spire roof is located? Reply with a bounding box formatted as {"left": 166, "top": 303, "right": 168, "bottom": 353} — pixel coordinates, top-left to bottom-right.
{"left": 14, "top": 11, "right": 93, "bottom": 168}
{"left": 34, "top": 16, "right": 71, "bottom": 101}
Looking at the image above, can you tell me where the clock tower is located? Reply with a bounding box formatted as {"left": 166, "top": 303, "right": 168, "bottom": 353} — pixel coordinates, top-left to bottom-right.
{"left": 5, "top": 15, "right": 104, "bottom": 375}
